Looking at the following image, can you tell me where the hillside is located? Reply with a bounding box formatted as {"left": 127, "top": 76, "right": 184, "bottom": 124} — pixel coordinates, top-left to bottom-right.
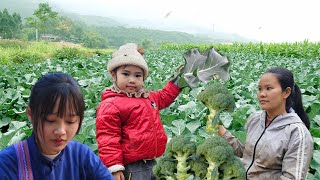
{"left": 0, "top": 0, "right": 251, "bottom": 46}
{"left": 67, "top": 14, "right": 123, "bottom": 27}
{"left": 96, "top": 27, "right": 213, "bottom": 47}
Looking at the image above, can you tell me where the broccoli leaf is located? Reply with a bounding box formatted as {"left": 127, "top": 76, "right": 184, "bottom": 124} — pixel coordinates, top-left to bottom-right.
{"left": 182, "top": 49, "right": 207, "bottom": 74}
{"left": 182, "top": 49, "right": 207, "bottom": 87}
{"left": 171, "top": 119, "right": 187, "bottom": 135}
{"left": 181, "top": 48, "right": 230, "bottom": 88}
{"left": 198, "top": 48, "right": 230, "bottom": 82}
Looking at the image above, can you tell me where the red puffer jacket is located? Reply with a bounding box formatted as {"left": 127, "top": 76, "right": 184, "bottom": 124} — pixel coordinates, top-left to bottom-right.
{"left": 96, "top": 81, "right": 180, "bottom": 169}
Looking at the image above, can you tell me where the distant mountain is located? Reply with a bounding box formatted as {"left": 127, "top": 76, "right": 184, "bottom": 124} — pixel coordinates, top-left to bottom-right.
{"left": 0, "top": 0, "right": 252, "bottom": 44}
{"left": 67, "top": 14, "right": 123, "bottom": 27}
{"left": 67, "top": 15, "right": 252, "bottom": 43}
{"left": 73, "top": 15, "right": 252, "bottom": 43}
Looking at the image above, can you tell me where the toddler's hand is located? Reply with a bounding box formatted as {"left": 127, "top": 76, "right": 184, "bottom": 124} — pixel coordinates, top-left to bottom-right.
{"left": 170, "top": 64, "right": 189, "bottom": 88}
{"left": 112, "top": 171, "right": 124, "bottom": 180}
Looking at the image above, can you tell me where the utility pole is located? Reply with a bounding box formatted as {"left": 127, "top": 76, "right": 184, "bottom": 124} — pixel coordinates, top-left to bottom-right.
{"left": 36, "top": 28, "right": 38, "bottom": 41}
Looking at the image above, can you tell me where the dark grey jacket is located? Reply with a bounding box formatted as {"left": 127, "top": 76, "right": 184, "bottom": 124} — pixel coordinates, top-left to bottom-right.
{"left": 223, "top": 111, "right": 313, "bottom": 180}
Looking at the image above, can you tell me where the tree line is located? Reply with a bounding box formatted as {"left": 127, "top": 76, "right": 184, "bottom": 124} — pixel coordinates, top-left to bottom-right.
{"left": 0, "top": 9, "right": 22, "bottom": 39}
{"left": 0, "top": 3, "right": 109, "bottom": 48}
{"left": 0, "top": 3, "right": 212, "bottom": 48}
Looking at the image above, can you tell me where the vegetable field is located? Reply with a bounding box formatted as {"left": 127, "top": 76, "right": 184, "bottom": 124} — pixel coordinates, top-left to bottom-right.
{"left": 0, "top": 42, "right": 319, "bottom": 178}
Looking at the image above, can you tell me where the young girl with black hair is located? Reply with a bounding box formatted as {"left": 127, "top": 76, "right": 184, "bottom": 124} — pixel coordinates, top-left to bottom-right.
{"left": 219, "top": 67, "right": 313, "bottom": 179}
{"left": 0, "top": 72, "right": 114, "bottom": 180}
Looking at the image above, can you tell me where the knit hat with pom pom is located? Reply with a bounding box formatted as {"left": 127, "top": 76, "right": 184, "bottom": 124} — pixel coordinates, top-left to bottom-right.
{"left": 107, "top": 43, "right": 148, "bottom": 79}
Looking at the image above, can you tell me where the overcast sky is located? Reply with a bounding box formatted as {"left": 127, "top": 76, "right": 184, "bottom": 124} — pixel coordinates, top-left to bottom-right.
{"left": 49, "top": 0, "right": 320, "bottom": 43}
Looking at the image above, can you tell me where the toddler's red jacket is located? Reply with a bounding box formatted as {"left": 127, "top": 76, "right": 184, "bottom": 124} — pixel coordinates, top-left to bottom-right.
{"left": 96, "top": 82, "right": 180, "bottom": 171}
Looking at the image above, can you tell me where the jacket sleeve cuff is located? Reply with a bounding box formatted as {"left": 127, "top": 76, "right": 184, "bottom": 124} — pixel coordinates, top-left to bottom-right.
{"left": 108, "top": 164, "right": 125, "bottom": 173}
{"left": 167, "top": 81, "right": 181, "bottom": 94}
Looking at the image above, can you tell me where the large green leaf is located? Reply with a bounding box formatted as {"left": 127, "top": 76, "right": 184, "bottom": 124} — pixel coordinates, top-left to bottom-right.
{"left": 197, "top": 48, "right": 230, "bottom": 82}
{"left": 314, "top": 138, "right": 320, "bottom": 146}
{"left": 181, "top": 48, "right": 207, "bottom": 87}
{"left": 314, "top": 150, "right": 320, "bottom": 163}
{"left": 0, "top": 117, "right": 11, "bottom": 128}
{"left": 170, "top": 119, "right": 186, "bottom": 135}
{"left": 314, "top": 115, "right": 320, "bottom": 127}
{"left": 186, "top": 121, "right": 201, "bottom": 134}
{"left": 181, "top": 48, "right": 230, "bottom": 87}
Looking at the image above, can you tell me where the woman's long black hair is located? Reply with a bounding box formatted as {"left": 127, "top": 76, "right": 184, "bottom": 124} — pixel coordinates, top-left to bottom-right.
{"left": 265, "top": 67, "right": 310, "bottom": 129}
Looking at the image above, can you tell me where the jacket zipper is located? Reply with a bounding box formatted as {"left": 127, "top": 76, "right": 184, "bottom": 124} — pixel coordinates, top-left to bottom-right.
{"left": 245, "top": 115, "right": 277, "bottom": 179}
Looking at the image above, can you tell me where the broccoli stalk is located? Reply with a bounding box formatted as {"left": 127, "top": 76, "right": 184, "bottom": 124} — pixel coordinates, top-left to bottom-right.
{"left": 197, "top": 81, "right": 235, "bottom": 134}
{"left": 206, "top": 106, "right": 220, "bottom": 134}
{"left": 166, "top": 135, "right": 196, "bottom": 180}
{"left": 196, "top": 136, "right": 234, "bottom": 180}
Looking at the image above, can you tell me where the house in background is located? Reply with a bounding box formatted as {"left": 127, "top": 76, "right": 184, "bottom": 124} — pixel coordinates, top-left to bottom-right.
{"left": 41, "top": 34, "right": 60, "bottom": 41}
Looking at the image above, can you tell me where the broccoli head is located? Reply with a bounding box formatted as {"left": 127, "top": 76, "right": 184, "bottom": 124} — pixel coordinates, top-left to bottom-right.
{"left": 153, "top": 155, "right": 177, "bottom": 180}
{"left": 197, "top": 81, "right": 235, "bottom": 134}
{"left": 189, "top": 155, "right": 208, "bottom": 179}
{"left": 219, "top": 157, "right": 246, "bottom": 180}
{"left": 196, "top": 136, "right": 234, "bottom": 180}
{"left": 166, "top": 135, "right": 197, "bottom": 180}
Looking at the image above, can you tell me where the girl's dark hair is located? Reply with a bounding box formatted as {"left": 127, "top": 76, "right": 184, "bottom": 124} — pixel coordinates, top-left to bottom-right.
{"left": 28, "top": 72, "right": 85, "bottom": 138}
{"left": 265, "top": 67, "right": 310, "bottom": 129}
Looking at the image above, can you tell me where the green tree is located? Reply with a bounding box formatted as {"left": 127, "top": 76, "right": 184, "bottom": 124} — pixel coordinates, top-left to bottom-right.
{"left": 141, "top": 39, "right": 154, "bottom": 49}
{"left": 0, "top": 9, "right": 11, "bottom": 38}
{"left": 68, "top": 21, "right": 85, "bottom": 43}
{"left": 0, "top": 9, "right": 22, "bottom": 38}
{"left": 55, "top": 17, "right": 73, "bottom": 35}
{"left": 25, "top": 3, "right": 58, "bottom": 40}
{"left": 82, "top": 29, "right": 108, "bottom": 48}
{"left": 11, "top": 12, "right": 22, "bottom": 38}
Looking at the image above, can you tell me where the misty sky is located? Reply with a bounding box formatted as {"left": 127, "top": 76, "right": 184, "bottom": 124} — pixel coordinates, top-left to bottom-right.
{"left": 48, "top": 0, "right": 320, "bottom": 43}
